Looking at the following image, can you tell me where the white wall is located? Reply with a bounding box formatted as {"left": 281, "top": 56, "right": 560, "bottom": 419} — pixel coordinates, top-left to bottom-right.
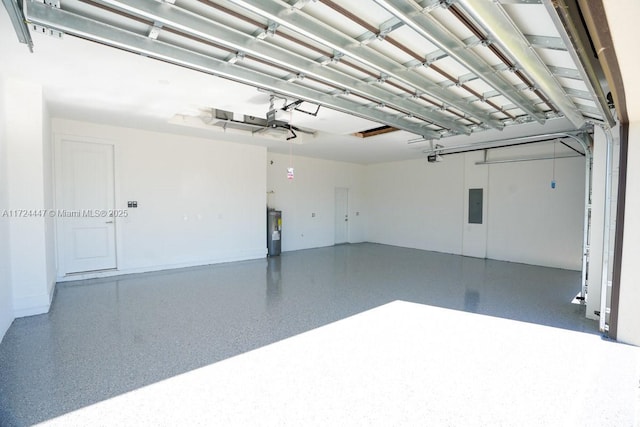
{"left": 53, "top": 119, "right": 267, "bottom": 278}
{"left": 366, "top": 156, "right": 465, "bottom": 254}
{"left": 617, "top": 122, "right": 640, "bottom": 346}
{"left": 366, "top": 143, "right": 585, "bottom": 270}
{"left": 5, "top": 79, "right": 54, "bottom": 317}
{"left": 485, "top": 144, "right": 585, "bottom": 270}
{"left": 462, "top": 151, "right": 489, "bottom": 258}
{"left": 42, "top": 98, "right": 56, "bottom": 298}
{"left": 266, "top": 152, "right": 366, "bottom": 251}
{"left": 0, "top": 78, "right": 14, "bottom": 341}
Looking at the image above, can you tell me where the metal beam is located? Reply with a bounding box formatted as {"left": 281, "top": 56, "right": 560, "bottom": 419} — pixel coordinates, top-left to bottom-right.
{"left": 475, "top": 153, "right": 582, "bottom": 165}
{"left": 564, "top": 87, "right": 595, "bottom": 102}
{"left": 547, "top": 65, "right": 581, "bottom": 80}
{"left": 497, "top": 0, "right": 541, "bottom": 4}
{"left": 575, "top": 104, "right": 603, "bottom": 117}
{"left": 543, "top": 0, "right": 616, "bottom": 127}
{"left": 24, "top": 1, "right": 443, "bottom": 138}
{"left": 422, "top": 35, "right": 482, "bottom": 67}
{"left": 524, "top": 35, "right": 566, "bottom": 51}
{"left": 226, "top": 0, "right": 505, "bottom": 130}
{"left": 2, "top": 0, "right": 33, "bottom": 51}
{"left": 92, "top": 0, "right": 469, "bottom": 133}
{"left": 421, "top": 130, "right": 585, "bottom": 155}
{"left": 458, "top": 0, "right": 586, "bottom": 129}
{"left": 357, "top": 16, "right": 404, "bottom": 44}
{"left": 442, "top": 61, "right": 512, "bottom": 88}
{"left": 372, "top": 0, "right": 547, "bottom": 124}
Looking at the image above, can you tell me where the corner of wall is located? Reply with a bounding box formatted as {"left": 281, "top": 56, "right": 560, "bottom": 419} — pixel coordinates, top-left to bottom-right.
{"left": 615, "top": 122, "right": 640, "bottom": 346}
{"left": 53, "top": 119, "right": 267, "bottom": 275}
{"left": 266, "top": 153, "right": 367, "bottom": 251}
{"left": 0, "top": 77, "right": 15, "bottom": 342}
{"left": 4, "top": 78, "right": 53, "bottom": 322}
{"left": 42, "top": 98, "right": 57, "bottom": 296}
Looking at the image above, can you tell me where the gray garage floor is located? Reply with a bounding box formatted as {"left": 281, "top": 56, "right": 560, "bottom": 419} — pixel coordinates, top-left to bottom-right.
{"left": 0, "top": 243, "right": 637, "bottom": 426}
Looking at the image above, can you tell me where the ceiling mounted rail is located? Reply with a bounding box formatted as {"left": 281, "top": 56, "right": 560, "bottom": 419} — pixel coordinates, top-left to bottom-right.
{"left": 24, "top": 0, "right": 444, "bottom": 138}
{"left": 14, "top": 0, "right": 610, "bottom": 142}
{"left": 226, "top": 0, "right": 506, "bottom": 131}
{"left": 447, "top": 4, "right": 556, "bottom": 114}
{"left": 92, "top": 0, "right": 468, "bottom": 133}
{"left": 420, "top": 130, "right": 588, "bottom": 156}
{"left": 542, "top": 0, "right": 615, "bottom": 127}
{"left": 453, "top": 0, "right": 586, "bottom": 129}
{"left": 475, "top": 153, "right": 582, "bottom": 165}
{"left": 372, "top": 0, "right": 548, "bottom": 124}
{"left": 204, "top": 0, "right": 477, "bottom": 129}
{"left": 2, "top": 0, "right": 33, "bottom": 51}
{"left": 318, "top": 0, "right": 482, "bottom": 124}
{"left": 318, "top": 0, "right": 514, "bottom": 121}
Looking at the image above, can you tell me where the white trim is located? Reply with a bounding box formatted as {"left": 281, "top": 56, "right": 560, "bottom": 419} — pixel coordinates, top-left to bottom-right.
{"left": 12, "top": 282, "right": 54, "bottom": 318}
{"left": 0, "top": 311, "right": 14, "bottom": 343}
{"left": 56, "top": 249, "right": 267, "bottom": 282}
{"left": 334, "top": 187, "right": 350, "bottom": 245}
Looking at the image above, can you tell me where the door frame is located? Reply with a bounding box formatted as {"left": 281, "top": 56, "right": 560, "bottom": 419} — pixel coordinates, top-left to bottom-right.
{"left": 334, "top": 187, "right": 349, "bottom": 245}
{"left": 54, "top": 134, "right": 119, "bottom": 277}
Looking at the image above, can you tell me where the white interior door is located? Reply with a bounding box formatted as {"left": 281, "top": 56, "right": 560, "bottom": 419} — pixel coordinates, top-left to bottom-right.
{"left": 334, "top": 187, "right": 349, "bottom": 244}
{"left": 59, "top": 140, "right": 117, "bottom": 274}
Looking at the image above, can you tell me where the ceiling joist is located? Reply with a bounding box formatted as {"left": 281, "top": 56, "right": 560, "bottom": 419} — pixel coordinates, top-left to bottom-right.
{"left": 456, "top": 0, "right": 586, "bottom": 129}
{"left": 372, "top": 0, "right": 549, "bottom": 124}
{"left": 92, "top": 0, "right": 470, "bottom": 134}
{"left": 25, "top": 0, "right": 444, "bottom": 138}
{"left": 226, "top": 0, "right": 505, "bottom": 130}
{"left": 542, "top": 0, "right": 616, "bottom": 127}
{"left": 15, "top": 0, "right": 614, "bottom": 142}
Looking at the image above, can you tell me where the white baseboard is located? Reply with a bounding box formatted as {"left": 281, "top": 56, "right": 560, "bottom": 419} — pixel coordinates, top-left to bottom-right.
{"left": 57, "top": 249, "right": 267, "bottom": 282}
{"left": 12, "top": 288, "right": 54, "bottom": 318}
{"left": 0, "top": 310, "right": 13, "bottom": 344}
{"left": 1, "top": 278, "right": 56, "bottom": 340}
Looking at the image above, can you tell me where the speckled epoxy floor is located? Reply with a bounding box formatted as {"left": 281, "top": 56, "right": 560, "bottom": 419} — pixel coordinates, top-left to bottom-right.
{"left": 0, "top": 243, "right": 630, "bottom": 426}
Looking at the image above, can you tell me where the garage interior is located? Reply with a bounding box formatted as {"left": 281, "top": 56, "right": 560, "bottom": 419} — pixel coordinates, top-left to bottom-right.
{"left": 0, "top": 0, "right": 639, "bottom": 424}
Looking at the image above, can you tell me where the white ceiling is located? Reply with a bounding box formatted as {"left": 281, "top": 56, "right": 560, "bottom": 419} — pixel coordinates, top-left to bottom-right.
{"left": 0, "top": 14, "right": 404, "bottom": 164}
{"left": 0, "top": 0, "right": 613, "bottom": 164}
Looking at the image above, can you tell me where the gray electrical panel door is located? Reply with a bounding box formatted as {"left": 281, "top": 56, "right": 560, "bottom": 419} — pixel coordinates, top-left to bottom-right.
{"left": 469, "top": 188, "right": 483, "bottom": 224}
